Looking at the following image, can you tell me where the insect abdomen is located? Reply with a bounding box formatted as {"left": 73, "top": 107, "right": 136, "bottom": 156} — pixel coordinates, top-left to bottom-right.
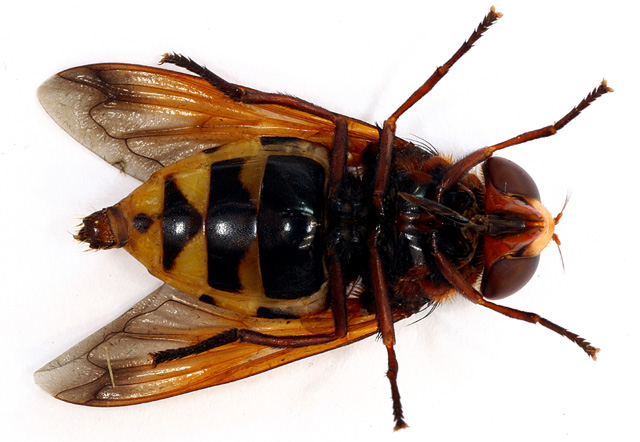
{"left": 80, "top": 138, "right": 331, "bottom": 317}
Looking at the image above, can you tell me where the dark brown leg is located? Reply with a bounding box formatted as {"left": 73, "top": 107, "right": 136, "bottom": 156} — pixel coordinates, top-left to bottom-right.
{"left": 372, "top": 7, "right": 502, "bottom": 213}
{"left": 369, "top": 229, "right": 407, "bottom": 430}
{"left": 328, "top": 118, "right": 349, "bottom": 203}
{"left": 161, "top": 53, "right": 341, "bottom": 124}
{"left": 436, "top": 80, "right": 613, "bottom": 200}
{"left": 388, "top": 7, "right": 502, "bottom": 124}
{"left": 370, "top": 4, "right": 503, "bottom": 332}
{"left": 429, "top": 232, "right": 599, "bottom": 359}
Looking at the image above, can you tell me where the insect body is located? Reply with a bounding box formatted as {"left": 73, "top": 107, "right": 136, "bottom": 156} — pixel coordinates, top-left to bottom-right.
{"left": 36, "top": 8, "right": 609, "bottom": 430}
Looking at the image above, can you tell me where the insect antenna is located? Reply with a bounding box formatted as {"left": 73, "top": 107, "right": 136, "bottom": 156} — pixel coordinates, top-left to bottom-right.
{"left": 553, "top": 237, "right": 566, "bottom": 272}
{"left": 551, "top": 192, "right": 571, "bottom": 271}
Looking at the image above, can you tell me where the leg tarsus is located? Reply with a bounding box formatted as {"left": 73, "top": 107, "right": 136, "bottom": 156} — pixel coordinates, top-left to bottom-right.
{"left": 153, "top": 329, "right": 239, "bottom": 364}
{"left": 437, "top": 79, "right": 613, "bottom": 199}
{"left": 160, "top": 53, "right": 244, "bottom": 100}
{"left": 386, "top": 345, "right": 408, "bottom": 430}
{"left": 429, "top": 232, "right": 600, "bottom": 359}
{"left": 370, "top": 229, "right": 408, "bottom": 429}
{"left": 387, "top": 6, "right": 501, "bottom": 122}
{"left": 161, "top": 53, "right": 340, "bottom": 122}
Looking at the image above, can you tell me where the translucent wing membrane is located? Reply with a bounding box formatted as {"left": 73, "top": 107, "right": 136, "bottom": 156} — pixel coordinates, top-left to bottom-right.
{"left": 38, "top": 64, "right": 379, "bottom": 181}
{"left": 35, "top": 284, "right": 385, "bottom": 406}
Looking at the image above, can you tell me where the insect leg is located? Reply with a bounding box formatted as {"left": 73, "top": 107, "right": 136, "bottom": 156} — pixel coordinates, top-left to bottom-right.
{"left": 437, "top": 80, "right": 613, "bottom": 199}
{"left": 388, "top": 7, "right": 502, "bottom": 124}
{"left": 429, "top": 232, "right": 600, "bottom": 359}
{"left": 370, "top": 228, "right": 407, "bottom": 430}
{"left": 160, "top": 53, "right": 245, "bottom": 101}
{"left": 161, "top": 53, "right": 342, "bottom": 124}
{"left": 374, "top": 7, "right": 501, "bottom": 213}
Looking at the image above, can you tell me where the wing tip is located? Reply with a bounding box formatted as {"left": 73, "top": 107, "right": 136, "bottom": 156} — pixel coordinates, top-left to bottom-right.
{"left": 34, "top": 356, "right": 106, "bottom": 401}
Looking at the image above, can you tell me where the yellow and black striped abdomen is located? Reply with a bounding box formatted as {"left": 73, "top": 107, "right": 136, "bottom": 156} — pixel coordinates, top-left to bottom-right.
{"left": 112, "top": 138, "right": 331, "bottom": 317}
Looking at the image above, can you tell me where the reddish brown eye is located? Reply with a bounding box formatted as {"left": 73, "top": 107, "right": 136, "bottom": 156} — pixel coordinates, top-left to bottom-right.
{"left": 484, "top": 157, "right": 540, "bottom": 199}
{"left": 481, "top": 255, "right": 540, "bottom": 300}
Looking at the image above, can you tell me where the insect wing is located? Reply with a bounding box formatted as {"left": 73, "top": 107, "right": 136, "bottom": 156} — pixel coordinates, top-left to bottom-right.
{"left": 38, "top": 63, "right": 380, "bottom": 182}
{"left": 35, "top": 284, "right": 382, "bottom": 406}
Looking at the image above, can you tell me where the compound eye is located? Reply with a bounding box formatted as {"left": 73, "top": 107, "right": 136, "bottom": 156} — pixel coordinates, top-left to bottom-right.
{"left": 481, "top": 255, "right": 540, "bottom": 300}
{"left": 484, "top": 157, "right": 540, "bottom": 199}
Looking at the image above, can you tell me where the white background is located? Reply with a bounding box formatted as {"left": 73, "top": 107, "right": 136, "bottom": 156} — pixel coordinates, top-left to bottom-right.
{"left": 2, "top": 1, "right": 637, "bottom": 441}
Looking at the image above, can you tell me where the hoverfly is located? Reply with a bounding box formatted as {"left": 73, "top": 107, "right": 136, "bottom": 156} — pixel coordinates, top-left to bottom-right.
{"left": 35, "top": 7, "right": 609, "bottom": 430}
